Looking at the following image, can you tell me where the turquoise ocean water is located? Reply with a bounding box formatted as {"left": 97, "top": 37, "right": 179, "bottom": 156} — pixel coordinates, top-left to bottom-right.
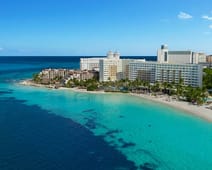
{"left": 0, "top": 57, "right": 212, "bottom": 170}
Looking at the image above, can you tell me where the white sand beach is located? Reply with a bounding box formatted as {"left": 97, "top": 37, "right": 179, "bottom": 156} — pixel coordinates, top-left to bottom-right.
{"left": 61, "top": 87, "right": 212, "bottom": 122}
{"left": 19, "top": 79, "right": 212, "bottom": 122}
{"left": 59, "top": 87, "right": 106, "bottom": 94}
{"left": 130, "top": 93, "right": 212, "bottom": 122}
{"left": 20, "top": 80, "right": 57, "bottom": 89}
{"left": 20, "top": 80, "right": 48, "bottom": 87}
{"left": 60, "top": 86, "right": 212, "bottom": 122}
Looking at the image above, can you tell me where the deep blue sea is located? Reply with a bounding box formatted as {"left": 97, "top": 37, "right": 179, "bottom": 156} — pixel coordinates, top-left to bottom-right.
{"left": 0, "top": 56, "right": 154, "bottom": 170}
{"left": 1, "top": 56, "right": 212, "bottom": 170}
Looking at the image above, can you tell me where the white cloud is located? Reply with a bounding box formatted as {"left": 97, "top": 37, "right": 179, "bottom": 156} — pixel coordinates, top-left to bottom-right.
{"left": 178, "top": 12, "right": 192, "bottom": 19}
{"left": 202, "top": 15, "right": 212, "bottom": 21}
{"left": 209, "top": 25, "right": 212, "bottom": 29}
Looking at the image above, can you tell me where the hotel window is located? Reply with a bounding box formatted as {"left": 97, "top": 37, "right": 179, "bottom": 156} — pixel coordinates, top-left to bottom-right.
{"left": 164, "top": 52, "right": 168, "bottom": 62}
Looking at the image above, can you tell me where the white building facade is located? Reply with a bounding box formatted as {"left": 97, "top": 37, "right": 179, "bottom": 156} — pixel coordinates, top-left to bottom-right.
{"left": 80, "top": 51, "right": 120, "bottom": 71}
{"left": 155, "top": 63, "right": 202, "bottom": 87}
{"left": 99, "top": 59, "right": 122, "bottom": 82}
{"left": 129, "top": 61, "right": 202, "bottom": 87}
{"left": 80, "top": 58, "right": 103, "bottom": 71}
{"left": 157, "top": 45, "right": 206, "bottom": 64}
{"left": 99, "top": 58, "right": 145, "bottom": 82}
{"left": 129, "top": 61, "right": 156, "bottom": 83}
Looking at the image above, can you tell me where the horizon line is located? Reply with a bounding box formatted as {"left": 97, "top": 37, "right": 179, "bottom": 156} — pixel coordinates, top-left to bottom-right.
{"left": 0, "top": 55, "right": 157, "bottom": 57}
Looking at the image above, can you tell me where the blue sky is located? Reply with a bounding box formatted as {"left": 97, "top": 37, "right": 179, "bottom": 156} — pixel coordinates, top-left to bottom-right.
{"left": 0, "top": 0, "right": 212, "bottom": 56}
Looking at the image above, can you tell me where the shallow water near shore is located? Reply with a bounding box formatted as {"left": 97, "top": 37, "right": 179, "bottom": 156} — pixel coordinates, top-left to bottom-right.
{"left": 3, "top": 83, "right": 212, "bottom": 170}
{"left": 1, "top": 57, "right": 212, "bottom": 170}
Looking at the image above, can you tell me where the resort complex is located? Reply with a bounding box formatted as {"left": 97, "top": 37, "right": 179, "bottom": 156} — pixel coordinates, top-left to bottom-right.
{"left": 80, "top": 45, "right": 206, "bottom": 87}
{"left": 36, "top": 69, "right": 98, "bottom": 86}
{"left": 30, "top": 44, "right": 211, "bottom": 106}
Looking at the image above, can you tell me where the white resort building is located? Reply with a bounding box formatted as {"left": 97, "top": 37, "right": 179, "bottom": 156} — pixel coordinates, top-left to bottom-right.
{"left": 99, "top": 59, "right": 122, "bottom": 82}
{"left": 81, "top": 51, "right": 141, "bottom": 81}
{"left": 128, "top": 45, "right": 204, "bottom": 87}
{"left": 129, "top": 61, "right": 202, "bottom": 87}
{"left": 80, "top": 58, "right": 102, "bottom": 71}
{"left": 98, "top": 52, "right": 145, "bottom": 82}
{"left": 80, "top": 45, "right": 204, "bottom": 87}
{"left": 157, "top": 44, "right": 206, "bottom": 64}
{"left": 80, "top": 51, "right": 121, "bottom": 71}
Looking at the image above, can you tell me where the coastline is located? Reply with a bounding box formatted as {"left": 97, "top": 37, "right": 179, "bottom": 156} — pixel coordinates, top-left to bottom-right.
{"left": 130, "top": 93, "right": 212, "bottom": 122}
{"left": 59, "top": 87, "right": 106, "bottom": 94}
{"left": 19, "top": 80, "right": 212, "bottom": 122}
{"left": 19, "top": 79, "right": 53, "bottom": 88}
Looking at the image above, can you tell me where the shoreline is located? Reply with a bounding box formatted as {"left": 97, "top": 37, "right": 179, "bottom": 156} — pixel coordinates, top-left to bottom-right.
{"left": 19, "top": 80, "right": 212, "bottom": 122}
{"left": 130, "top": 93, "right": 212, "bottom": 122}
{"left": 59, "top": 87, "right": 106, "bottom": 94}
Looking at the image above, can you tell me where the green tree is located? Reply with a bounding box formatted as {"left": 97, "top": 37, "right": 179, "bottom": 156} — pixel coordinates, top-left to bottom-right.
{"left": 176, "top": 78, "right": 184, "bottom": 99}
{"left": 184, "top": 86, "right": 208, "bottom": 105}
{"left": 32, "top": 73, "right": 41, "bottom": 83}
{"left": 203, "top": 68, "right": 212, "bottom": 89}
{"left": 66, "top": 79, "right": 74, "bottom": 88}
{"left": 87, "top": 84, "right": 98, "bottom": 91}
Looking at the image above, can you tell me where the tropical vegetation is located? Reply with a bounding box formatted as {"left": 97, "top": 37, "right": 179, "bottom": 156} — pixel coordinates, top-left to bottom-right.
{"left": 203, "top": 68, "right": 212, "bottom": 90}
{"left": 32, "top": 71, "right": 210, "bottom": 105}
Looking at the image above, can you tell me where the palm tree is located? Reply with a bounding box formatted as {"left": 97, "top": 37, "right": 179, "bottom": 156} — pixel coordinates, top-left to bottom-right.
{"left": 184, "top": 86, "right": 208, "bottom": 105}
{"left": 176, "top": 78, "right": 185, "bottom": 100}
{"left": 167, "top": 82, "right": 174, "bottom": 95}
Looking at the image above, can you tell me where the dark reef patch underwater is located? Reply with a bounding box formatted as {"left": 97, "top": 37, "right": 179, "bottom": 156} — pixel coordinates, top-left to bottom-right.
{"left": 0, "top": 94, "right": 137, "bottom": 170}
